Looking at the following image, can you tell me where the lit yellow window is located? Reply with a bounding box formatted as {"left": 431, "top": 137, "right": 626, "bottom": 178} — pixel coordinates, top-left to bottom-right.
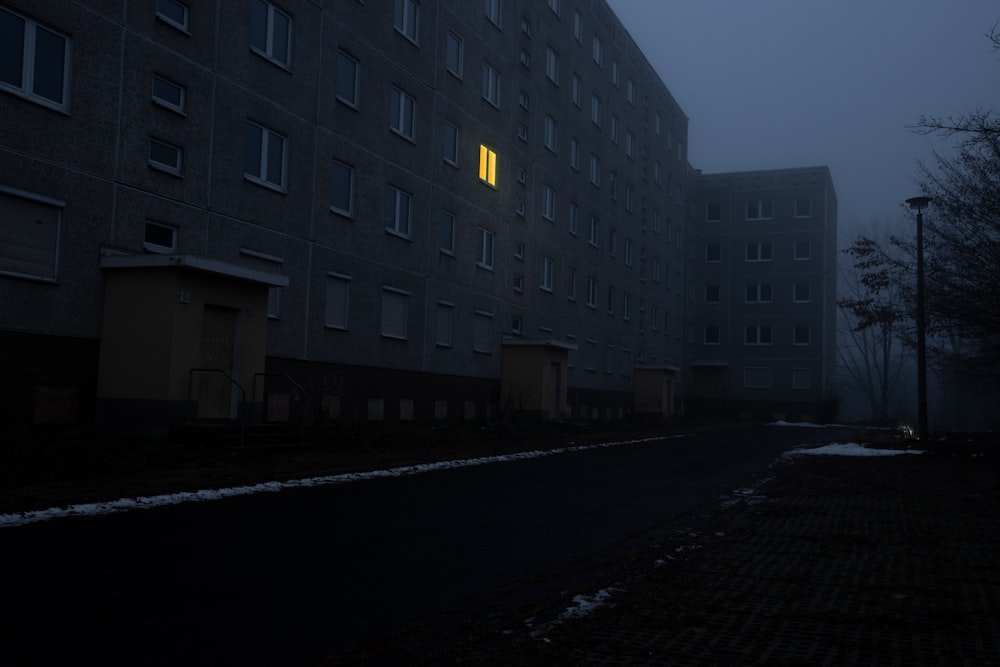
{"left": 479, "top": 145, "right": 497, "bottom": 187}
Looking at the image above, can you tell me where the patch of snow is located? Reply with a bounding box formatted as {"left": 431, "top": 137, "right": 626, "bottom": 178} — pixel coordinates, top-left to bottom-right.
{"left": 557, "top": 588, "right": 623, "bottom": 621}
{"left": 0, "top": 433, "right": 688, "bottom": 529}
{"left": 782, "top": 442, "right": 926, "bottom": 458}
{"left": 769, "top": 420, "right": 830, "bottom": 428}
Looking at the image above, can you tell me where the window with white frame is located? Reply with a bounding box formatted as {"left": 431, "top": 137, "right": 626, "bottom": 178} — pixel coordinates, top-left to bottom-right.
{"left": 443, "top": 120, "right": 459, "bottom": 165}
{"left": 590, "top": 93, "right": 602, "bottom": 126}
{"left": 611, "top": 60, "right": 620, "bottom": 87}
{"left": 568, "top": 202, "right": 578, "bottom": 235}
{"left": 607, "top": 227, "right": 617, "bottom": 256}
{"left": 610, "top": 115, "right": 619, "bottom": 144}
{"left": 746, "top": 200, "right": 774, "bottom": 220}
{"left": 485, "top": 0, "right": 502, "bottom": 28}
{"left": 573, "top": 11, "right": 583, "bottom": 42}
{"left": 745, "top": 241, "right": 773, "bottom": 262}
{"left": 653, "top": 161, "right": 662, "bottom": 186}
{"left": 152, "top": 74, "right": 185, "bottom": 113}
{"left": 745, "top": 283, "right": 772, "bottom": 303}
{"left": 625, "top": 132, "right": 633, "bottom": 157}
{"left": 544, "top": 115, "right": 557, "bottom": 153}
{"left": 0, "top": 188, "right": 61, "bottom": 281}
{"left": 793, "top": 325, "right": 811, "bottom": 346}
{"left": 625, "top": 185, "right": 634, "bottom": 212}
{"left": 545, "top": 46, "right": 559, "bottom": 84}
{"left": 476, "top": 226, "right": 495, "bottom": 268}
{"left": 482, "top": 62, "right": 501, "bottom": 107}
{"left": 542, "top": 184, "right": 556, "bottom": 221}
{"left": 586, "top": 276, "right": 597, "bottom": 307}
{"left": 794, "top": 239, "right": 812, "bottom": 260}
{"left": 336, "top": 50, "right": 359, "bottom": 106}
{"left": 705, "top": 243, "right": 721, "bottom": 262}
{"left": 547, "top": 0, "right": 560, "bottom": 15}
{"left": 516, "top": 167, "right": 526, "bottom": 184}
{"left": 143, "top": 220, "right": 177, "bottom": 254}
{"left": 705, "top": 284, "right": 720, "bottom": 303}
{"left": 238, "top": 249, "right": 282, "bottom": 318}
{"left": 435, "top": 301, "right": 453, "bottom": 347}
{"left": 329, "top": 159, "right": 353, "bottom": 216}
{"left": 518, "top": 90, "right": 529, "bottom": 109}
{"left": 250, "top": 0, "right": 291, "bottom": 67}
{"left": 745, "top": 325, "right": 772, "bottom": 345}
{"left": 570, "top": 137, "right": 579, "bottom": 170}
{"left": 795, "top": 198, "right": 812, "bottom": 218}
{"left": 439, "top": 209, "right": 455, "bottom": 254}
{"left": 385, "top": 186, "right": 411, "bottom": 237}
{"left": 793, "top": 282, "right": 811, "bottom": 303}
{"left": 519, "top": 49, "right": 530, "bottom": 69}
{"left": 623, "top": 292, "right": 632, "bottom": 320}
{"left": 390, "top": 86, "right": 416, "bottom": 140}
{"left": 1, "top": 8, "right": 72, "bottom": 110}
{"left": 149, "top": 137, "right": 183, "bottom": 175}
{"left": 626, "top": 78, "right": 635, "bottom": 105}
{"left": 156, "top": 0, "right": 189, "bottom": 31}
{"left": 606, "top": 285, "right": 615, "bottom": 314}
{"left": 704, "top": 325, "right": 720, "bottom": 345}
{"left": 650, "top": 304, "right": 659, "bottom": 331}
{"left": 567, "top": 267, "right": 577, "bottom": 300}
{"left": 520, "top": 17, "right": 531, "bottom": 36}
{"left": 473, "top": 310, "right": 494, "bottom": 353}
{"left": 445, "top": 31, "right": 463, "bottom": 78}
{"left": 589, "top": 154, "right": 600, "bottom": 186}
{"left": 624, "top": 237, "right": 633, "bottom": 265}
{"left": 394, "top": 0, "right": 419, "bottom": 43}
{"left": 744, "top": 367, "right": 773, "bottom": 389}
{"left": 324, "top": 273, "right": 350, "bottom": 330}
{"left": 655, "top": 112, "right": 662, "bottom": 137}
{"left": 589, "top": 217, "right": 599, "bottom": 246}
{"left": 540, "top": 255, "right": 554, "bottom": 291}
{"left": 381, "top": 287, "right": 409, "bottom": 340}
{"left": 571, "top": 74, "right": 581, "bottom": 106}
{"left": 792, "top": 367, "right": 812, "bottom": 390}
{"left": 652, "top": 257, "right": 661, "bottom": 282}
{"left": 244, "top": 120, "right": 286, "bottom": 189}
{"left": 592, "top": 35, "right": 603, "bottom": 67}
{"left": 706, "top": 202, "right": 722, "bottom": 221}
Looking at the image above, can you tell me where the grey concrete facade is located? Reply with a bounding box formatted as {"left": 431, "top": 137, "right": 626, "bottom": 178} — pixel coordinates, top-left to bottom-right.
{"left": 0, "top": 0, "right": 834, "bottom": 429}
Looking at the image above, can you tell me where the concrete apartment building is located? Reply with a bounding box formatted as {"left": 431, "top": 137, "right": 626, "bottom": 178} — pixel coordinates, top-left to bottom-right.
{"left": 0, "top": 0, "right": 834, "bottom": 438}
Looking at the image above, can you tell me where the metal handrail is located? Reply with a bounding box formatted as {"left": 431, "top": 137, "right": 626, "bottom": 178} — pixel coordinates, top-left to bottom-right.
{"left": 188, "top": 368, "right": 248, "bottom": 447}
{"left": 252, "top": 372, "right": 309, "bottom": 429}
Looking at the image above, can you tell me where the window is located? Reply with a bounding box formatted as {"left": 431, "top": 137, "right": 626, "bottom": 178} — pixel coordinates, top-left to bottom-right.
{"left": 655, "top": 113, "right": 662, "bottom": 137}
{"left": 746, "top": 200, "right": 774, "bottom": 220}
{"left": 590, "top": 94, "right": 601, "bottom": 126}
{"left": 592, "top": 35, "right": 603, "bottom": 67}
{"left": 445, "top": 31, "right": 463, "bottom": 78}
{"left": 793, "top": 325, "right": 811, "bottom": 346}
{"left": 745, "top": 325, "right": 772, "bottom": 345}
{"left": 609, "top": 172, "right": 617, "bottom": 200}
{"left": 545, "top": 46, "right": 559, "bottom": 84}
{"left": 706, "top": 203, "right": 722, "bottom": 222}
{"left": 329, "top": 159, "right": 353, "bottom": 215}
{"left": 586, "top": 276, "right": 598, "bottom": 307}
{"left": 795, "top": 198, "right": 812, "bottom": 218}
{"left": 143, "top": 220, "right": 176, "bottom": 254}
{"left": 519, "top": 49, "right": 530, "bottom": 69}
{"left": 381, "top": 288, "right": 409, "bottom": 340}
{"left": 476, "top": 227, "right": 495, "bottom": 268}
{"left": 589, "top": 154, "right": 600, "bottom": 186}
{"left": 239, "top": 249, "right": 282, "bottom": 318}
{"left": 511, "top": 316, "right": 523, "bottom": 334}
{"left": 436, "top": 302, "right": 454, "bottom": 347}
{"left": 625, "top": 185, "right": 634, "bottom": 212}
{"left": 571, "top": 74, "right": 581, "bottom": 106}
{"left": 1, "top": 189, "right": 61, "bottom": 281}
{"left": 516, "top": 167, "right": 526, "bottom": 184}
{"left": 148, "top": 137, "right": 183, "bottom": 175}
{"left": 650, "top": 305, "right": 658, "bottom": 331}
{"left": 744, "top": 367, "right": 773, "bottom": 389}
{"left": 152, "top": 74, "right": 185, "bottom": 113}
{"left": 746, "top": 241, "right": 773, "bottom": 262}
{"left": 244, "top": 121, "right": 286, "bottom": 189}
{"left": 573, "top": 11, "right": 583, "bottom": 42}
{"left": 518, "top": 90, "right": 529, "bottom": 109}
{"left": 623, "top": 292, "right": 632, "bottom": 320}
{"left": 394, "top": 0, "right": 419, "bottom": 43}
{"left": 479, "top": 145, "right": 497, "bottom": 187}
{"left": 570, "top": 138, "right": 579, "bottom": 170}
{"left": 569, "top": 202, "right": 578, "bottom": 235}
{"left": 482, "top": 62, "right": 501, "bottom": 107}
{"left": 0, "top": 8, "right": 71, "bottom": 110}
{"left": 705, "top": 285, "right": 720, "bottom": 303}
{"left": 794, "top": 240, "right": 812, "bottom": 260}
{"left": 443, "top": 121, "right": 459, "bottom": 165}
{"left": 250, "top": 0, "right": 291, "bottom": 67}
{"left": 792, "top": 368, "right": 812, "bottom": 390}
{"left": 473, "top": 311, "right": 494, "bottom": 353}
{"left": 513, "top": 240, "right": 524, "bottom": 260}
{"left": 336, "top": 50, "right": 359, "bottom": 106}
{"left": 324, "top": 274, "right": 351, "bottom": 329}
{"left": 652, "top": 257, "right": 662, "bottom": 282}
{"left": 390, "top": 86, "right": 416, "bottom": 140}
{"left": 608, "top": 227, "right": 617, "bottom": 256}
{"left": 485, "top": 0, "right": 502, "bottom": 28}
{"left": 439, "top": 210, "right": 455, "bottom": 254}
{"left": 544, "top": 115, "right": 558, "bottom": 153}
{"left": 704, "top": 326, "right": 720, "bottom": 345}
{"left": 746, "top": 283, "right": 772, "bottom": 303}
{"left": 540, "top": 256, "right": 554, "bottom": 291}
{"left": 513, "top": 274, "right": 524, "bottom": 292}
{"left": 609, "top": 115, "right": 619, "bottom": 144}
{"left": 547, "top": 0, "right": 561, "bottom": 15}
{"left": 520, "top": 17, "right": 531, "bottom": 36}
{"left": 588, "top": 217, "right": 599, "bottom": 246}
{"left": 385, "top": 186, "right": 411, "bottom": 237}
{"left": 626, "top": 78, "right": 635, "bottom": 105}
{"left": 606, "top": 285, "right": 615, "bottom": 314}
{"left": 611, "top": 60, "right": 620, "bottom": 87}
{"left": 794, "top": 283, "right": 811, "bottom": 303}
{"left": 156, "top": 0, "right": 189, "bottom": 31}
{"left": 567, "top": 267, "right": 577, "bottom": 300}
{"left": 516, "top": 123, "right": 528, "bottom": 142}
{"left": 542, "top": 185, "right": 556, "bottom": 221}
{"left": 705, "top": 244, "right": 721, "bottom": 262}
{"left": 625, "top": 132, "right": 633, "bottom": 158}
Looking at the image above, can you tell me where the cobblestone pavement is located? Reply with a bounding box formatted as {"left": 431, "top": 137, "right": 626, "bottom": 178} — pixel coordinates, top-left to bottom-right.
{"left": 485, "top": 436, "right": 1000, "bottom": 666}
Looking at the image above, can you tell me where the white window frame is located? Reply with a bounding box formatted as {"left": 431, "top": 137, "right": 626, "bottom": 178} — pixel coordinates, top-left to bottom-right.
{"left": 148, "top": 137, "right": 183, "bottom": 175}
{"left": 573, "top": 11, "right": 583, "bottom": 43}
{"left": 542, "top": 185, "right": 556, "bottom": 221}
{"left": 250, "top": 0, "right": 292, "bottom": 68}
{"left": 540, "top": 256, "right": 554, "bottom": 292}
{"left": 476, "top": 226, "right": 495, "bottom": 269}
{"left": 570, "top": 137, "right": 579, "bottom": 170}
{"left": 544, "top": 115, "right": 558, "bottom": 153}
{"left": 795, "top": 198, "right": 813, "bottom": 218}
{"left": 385, "top": 185, "right": 412, "bottom": 238}
{"left": 445, "top": 31, "right": 463, "bottom": 78}
{"left": 156, "top": 0, "right": 190, "bottom": 32}
{"left": 336, "top": 50, "right": 359, "bottom": 107}
{"left": 705, "top": 244, "right": 721, "bottom": 263}
{"left": 745, "top": 325, "right": 773, "bottom": 346}
{"left": 793, "top": 282, "right": 811, "bottom": 303}
{"left": 571, "top": 74, "right": 581, "bottom": 107}
{"left": 244, "top": 120, "right": 286, "bottom": 190}
{"left": 394, "top": 0, "right": 420, "bottom": 44}
{"left": 793, "top": 325, "right": 811, "bottom": 346}
{"left": 624, "top": 238, "right": 633, "bottom": 266}
{"left": 381, "top": 286, "right": 410, "bottom": 340}
{"left": 151, "top": 73, "right": 185, "bottom": 113}
{"left": 330, "top": 159, "right": 354, "bottom": 216}
{"left": 586, "top": 276, "right": 598, "bottom": 308}
{"left": 592, "top": 35, "right": 603, "bottom": 67}
{"left": 485, "top": 0, "right": 502, "bottom": 28}
{"left": 589, "top": 154, "right": 600, "bottom": 186}
{"left": 143, "top": 220, "right": 177, "bottom": 254}
{"left": 704, "top": 325, "right": 720, "bottom": 345}
{"left": 436, "top": 301, "right": 454, "bottom": 347}
{"left": 443, "top": 120, "right": 459, "bottom": 166}
{"left": 390, "top": 86, "right": 416, "bottom": 140}
{"left": 439, "top": 209, "right": 455, "bottom": 255}
{"left": 568, "top": 202, "right": 578, "bottom": 235}
{"left": 745, "top": 241, "right": 773, "bottom": 262}
{"left": 794, "top": 240, "right": 812, "bottom": 260}
{"left": 706, "top": 203, "right": 722, "bottom": 222}
{"left": 745, "top": 283, "right": 773, "bottom": 304}
{"left": 482, "top": 62, "right": 501, "bottom": 108}
{"left": 239, "top": 248, "right": 283, "bottom": 319}
{"left": 0, "top": 8, "right": 72, "bottom": 111}
{"left": 590, "top": 93, "right": 602, "bottom": 127}
{"left": 545, "top": 46, "right": 559, "bottom": 84}
{"left": 473, "top": 310, "right": 495, "bottom": 354}
{"left": 746, "top": 200, "right": 774, "bottom": 221}
{"left": 324, "top": 273, "right": 351, "bottom": 330}
{"left": 588, "top": 217, "right": 599, "bottom": 247}
{"left": 567, "top": 267, "right": 577, "bottom": 300}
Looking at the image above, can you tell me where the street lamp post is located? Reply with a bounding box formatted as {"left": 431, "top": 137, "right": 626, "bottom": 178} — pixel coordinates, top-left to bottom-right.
{"left": 906, "top": 196, "right": 933, "bottom": 440}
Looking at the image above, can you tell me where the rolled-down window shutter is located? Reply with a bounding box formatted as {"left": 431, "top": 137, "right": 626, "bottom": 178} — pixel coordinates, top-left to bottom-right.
{"left": 0, "top": 191, "right": 60, "bottom": 280}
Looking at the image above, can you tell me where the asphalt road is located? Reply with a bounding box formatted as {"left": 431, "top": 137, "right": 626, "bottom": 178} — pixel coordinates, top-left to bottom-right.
{"left": 3, "top": 423, "right": 852, "bottom": 665}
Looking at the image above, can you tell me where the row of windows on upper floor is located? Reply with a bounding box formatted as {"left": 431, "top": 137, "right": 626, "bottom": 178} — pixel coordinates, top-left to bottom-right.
{"left": 703, "top": 282, "right": 814, "bottom": 305}
{"left": 702, "top": 324, "right": 816, "bottom": 348}
{"left": 704, "top": 198, "right": 815, "bottom": 222}
{"left": 704, "top": 240, "right": 818, "bottom": 263}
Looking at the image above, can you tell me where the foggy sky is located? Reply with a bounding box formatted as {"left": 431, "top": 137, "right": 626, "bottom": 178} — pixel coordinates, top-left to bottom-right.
{"left": 606, "top": 0, "right": 1000, "bottom": 241}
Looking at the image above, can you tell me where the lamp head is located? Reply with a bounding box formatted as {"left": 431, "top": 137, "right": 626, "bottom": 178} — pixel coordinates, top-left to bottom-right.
{"left": 906, "top": 196, "right": 933, "bottom": 211}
